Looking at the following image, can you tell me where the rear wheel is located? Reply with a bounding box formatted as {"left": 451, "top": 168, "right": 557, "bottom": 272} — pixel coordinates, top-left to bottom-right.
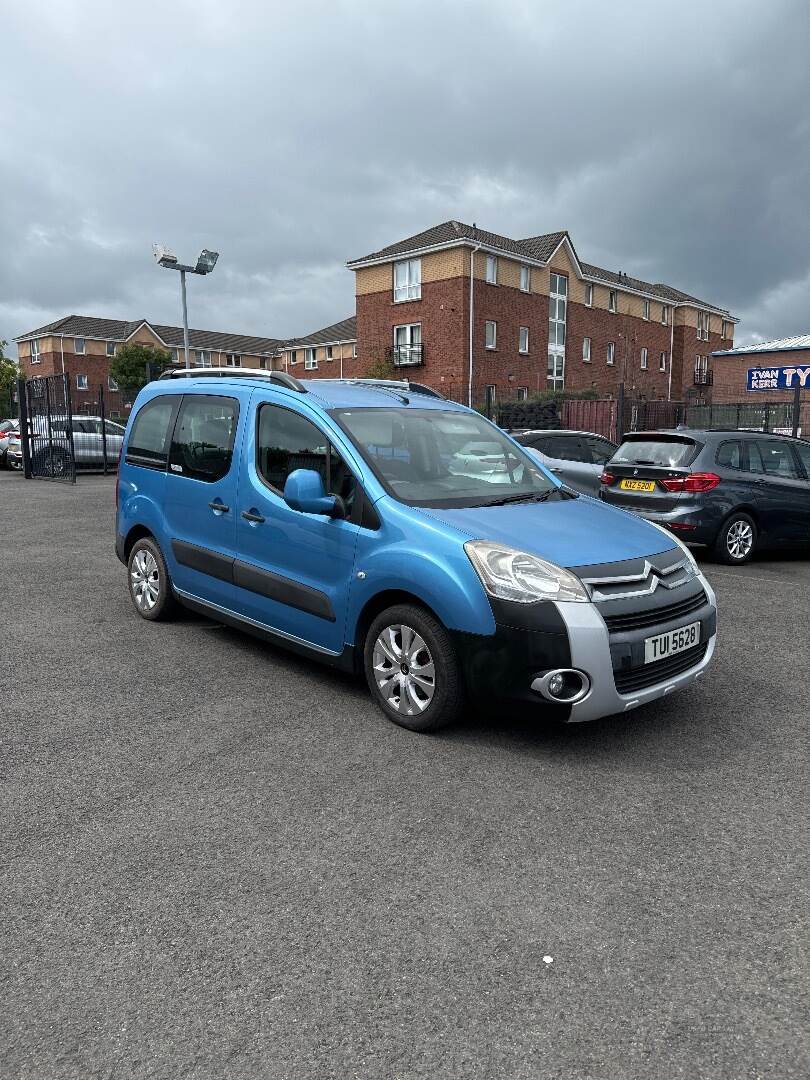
{"left": 364, "top": 604, "right": 464, "bottom": 732}
{"left": 713, "top": 512, "right": 757, "bottom": 564}
{"left": 127, "top": 536, "right": 177, "bottom": 621}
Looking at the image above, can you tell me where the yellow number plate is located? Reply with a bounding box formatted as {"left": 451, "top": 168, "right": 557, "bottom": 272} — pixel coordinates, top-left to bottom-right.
{"left": 619, "top": 479, "right": 656, "bottom": 492}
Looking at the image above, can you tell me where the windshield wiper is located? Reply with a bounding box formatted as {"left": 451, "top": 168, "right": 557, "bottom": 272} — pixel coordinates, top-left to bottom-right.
{"left": 482, "top": 491, "right": 553, "bottom": 507}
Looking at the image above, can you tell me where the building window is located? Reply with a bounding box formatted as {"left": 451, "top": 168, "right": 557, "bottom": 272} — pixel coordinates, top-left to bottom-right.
{"left": 485, "top": 385, "right": 497, "bottom": 410}
{"left": 585, "top": 283, "right": 593, "bottom": 308}
{"left": 225, "top": 353, "right": 241, "bottom": 367}
{"left": 394, "top": 258, "right": 421, "bottom": 302}
{"left": 30, "top": 340, "right": 41, "bottom": 363}
{"left": 695, "top": 354, "right": 708, "bottom": 377}
{"left": 108, "top": 375, "right": 119, "bottom": 391}
{"left": 582, "top": 337, "right": 591, "bottom": 362}
{"left": 548, "top": 272, "right": 566, "bottom": 385}
{"left": 697, "top": 310, "right": 710, "bottom": 341}
{"left": 259, "top": 358, "right": 270, "bottom": 370}
{"left": 305, "top": 348, "right": 318, "bottom": 370}
{"left": 352, "top": 343, "right": 358, "bottom": 358}
{"left": 106, "top": 341, "right": 116, "bottom": 357}
{"left": 659, "top": 351, "right": 667, "bottom": 371}
{"left": 640, "top": 347, "right": 648, "bottom": 369}
{"left": 608, "top": 290, "right": 617, "bottom": 313}
{"left": 721, "top": 319, "right": 731, "bottom": 339}
{"left": 520, "top": 265, "right": 531, "bottom": 292}
{"left": 661, "top": 304, "right": 669, "bottom": 325}
{"left": 76, "top": 374, "right": 88, "bottom": 390}
{"left": 517, "top": 387, "right": 528, "bottom": 400}
{"left": 607, "top": 342, "right": 615, "bottom": 365}
{"left": 170, "top": 348, "right": 179, "bottom": 363}
{"left": 485, "top": 255, "right": 498, "bottom": 284}
{"left": 289, "top": 350, "right": 298, "bottom": 365}
{"left": 547, "top": 353, "right": 564, "bottom": 389}
{"left": 326, "top": 345, "right": 334, "bottom": 361}
{"left": 518, "top": 326, "right": 529, "bottom": 354}
{"left": 74, "top": 337, "right": 85, "bottom": 354}
{"left": 393, "top": 324, "right": 422, "bottom": 366}
{"left": 485, "top": 321, "right": 497, "bottom": 350}
{"left": 643, "top": 299, "right": 650, "bottom": 321}
{"left": 196, "top": 350, "right": 212, "bottom": 367}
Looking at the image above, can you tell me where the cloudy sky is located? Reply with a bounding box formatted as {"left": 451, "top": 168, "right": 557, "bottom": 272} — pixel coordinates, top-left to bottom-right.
{"left": 2, "top": 0, "right": 808, "bottom": 350}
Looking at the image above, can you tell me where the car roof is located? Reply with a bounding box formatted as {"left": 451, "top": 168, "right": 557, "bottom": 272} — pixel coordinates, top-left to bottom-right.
{"left": 622, "top": 427, "right": 804, "bottom": 442}
{"left": 513, "top": 428, "right": 613, "bottom": 439}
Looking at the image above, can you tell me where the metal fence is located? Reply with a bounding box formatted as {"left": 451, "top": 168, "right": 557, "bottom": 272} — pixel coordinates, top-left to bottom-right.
{"left": 19, "top": 373, "right": 77, "bottom": 482}
{"left": 685, "top": 400, "right": 809, "bottom": 437}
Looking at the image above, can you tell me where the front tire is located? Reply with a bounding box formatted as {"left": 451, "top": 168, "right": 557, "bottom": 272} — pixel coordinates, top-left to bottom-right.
{"left": 713, "top": 512, "right": 757, "bottom": 564}
{"left": 364, "top": 604, "right": 464, "bottom": 732}
{"left": 127, "top": 537, "right": 177, "bottom": 621}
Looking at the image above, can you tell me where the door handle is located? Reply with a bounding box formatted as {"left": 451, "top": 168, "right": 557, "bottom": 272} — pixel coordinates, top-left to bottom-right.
{"left": 208, "top": 500, "right": 230, "bottom": 513}
{"left": 241, "top": 509, "right": 266, "bottom": 524}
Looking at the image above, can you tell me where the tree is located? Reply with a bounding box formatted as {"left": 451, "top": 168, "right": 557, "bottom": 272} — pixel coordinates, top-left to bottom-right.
{"left": 0, "top": 346, "right": 19, "bottom": 419}
{"left": 363, "top": 354, "right": 397, "bottom": 381}
{"left": 109, "top": 343, "right": 173, "bottom": 393}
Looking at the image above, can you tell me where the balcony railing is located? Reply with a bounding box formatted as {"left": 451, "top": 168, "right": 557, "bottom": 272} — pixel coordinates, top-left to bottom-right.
{"left": 389, "top": 343, "right": 424, "bottom": 367}
{"left": 694, "top": 369, "right": 714, "bottom": 386}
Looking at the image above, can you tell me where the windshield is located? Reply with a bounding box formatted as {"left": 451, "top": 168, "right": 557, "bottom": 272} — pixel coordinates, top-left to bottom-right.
{"left": 332, "top": 407, "right": 557, "bottom": 508}
{"left": 612, "top": 437, "right": 698, "bottom": 468}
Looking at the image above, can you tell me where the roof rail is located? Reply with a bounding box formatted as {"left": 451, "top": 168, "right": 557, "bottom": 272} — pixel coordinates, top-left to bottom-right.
{"left": 157, "top": 367, "right": 307, "bottom": 392}
{"left": 340, "top": 378, "right": 445, "bottom": 400}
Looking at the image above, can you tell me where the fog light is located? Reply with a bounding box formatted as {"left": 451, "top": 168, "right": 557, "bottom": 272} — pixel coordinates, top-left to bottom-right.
{"left": 548, "top": 672, "right": 565, "bottom": 697}
{"left": 531, "top": 668, "right": 591, "bottom": 704}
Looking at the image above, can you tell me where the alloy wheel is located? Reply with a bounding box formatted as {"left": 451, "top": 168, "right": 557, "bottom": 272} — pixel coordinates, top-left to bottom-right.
{"left": 726, "top": 519, "right": 753, "bottom": 560}
{"left": 130, "top": 549, "right": 160, "bottom": 611}
{"left": 372, "top": 623, "right": 436, "bottom": 715}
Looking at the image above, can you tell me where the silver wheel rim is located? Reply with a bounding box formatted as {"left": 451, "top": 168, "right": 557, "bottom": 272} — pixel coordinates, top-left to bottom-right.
{"left": 130, "top": 549, "right": 160, "bottom": 611}
{"left": 372, "top": 624, "right": 436, "bottom": 715}
{"left": 726, "top": 520, "right": 753, "bottom": 559}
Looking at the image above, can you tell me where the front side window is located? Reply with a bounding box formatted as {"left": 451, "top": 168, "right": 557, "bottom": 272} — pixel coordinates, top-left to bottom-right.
{"left": 607, "top": 342, "right": 615, "bottom": 365}
{"left": 76, "top": 374, "right": 88, "bottom": 390}
{"left": 257, "top": 404, "right": 356, "bottom": 508}
{"left": 582, "top": 337, "right": 591, "bottom": 362}
{"left": 640, "top": 347, "right": 648, "bottom": 369}
{"left": 393, "top": 258, "right": 421, "bottom": 302}
{"left": 305, "top": 348, "right": 318, "bottom": 370}
{"left": 518, "top": 326, "right": 529, "bottom": 354}
{"left": 520, "top": 265, "right": 531, "bottom": 292}
{"left": 169, "top": 395, "right": 238, "bottom": 483}
{"left": 74, "top": 338, "right": 86, "bottom": 354}
{"left": 486, "top": 255, "right": 498, "bottom": 284}
{"left": 485, "top": 321, "right": 497, "bottom": 349}
{"left": 126, "top": 396, "right": 177, "bottom": 467}
{"left": 750, "top": 440, "right": 800, "bottom": 479}
{"left": 333, "top": 407, "right": 555, "bottom": 509}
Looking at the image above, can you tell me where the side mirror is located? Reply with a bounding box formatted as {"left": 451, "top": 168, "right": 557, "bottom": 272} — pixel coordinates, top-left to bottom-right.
{"left": 283, "top": 468, "right": 345, "bottom": 518}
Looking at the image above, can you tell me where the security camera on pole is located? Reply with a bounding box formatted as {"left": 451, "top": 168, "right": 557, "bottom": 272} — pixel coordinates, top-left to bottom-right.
{"left": 152, "top": 245, "right": 219, "bottom": 368}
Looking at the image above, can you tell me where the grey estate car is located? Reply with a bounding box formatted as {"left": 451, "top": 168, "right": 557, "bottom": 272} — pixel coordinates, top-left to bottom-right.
{"left": 600, "top": 428, "right": 810, "bottom": 563}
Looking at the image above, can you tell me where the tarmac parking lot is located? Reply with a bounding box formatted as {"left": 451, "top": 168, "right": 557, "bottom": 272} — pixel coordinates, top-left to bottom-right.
{"left": 1, "top": 472, "right": 807, "bottom": 1080}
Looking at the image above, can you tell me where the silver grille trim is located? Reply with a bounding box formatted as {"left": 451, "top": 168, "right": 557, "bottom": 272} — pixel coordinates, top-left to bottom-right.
{"left": 581, "top": 558, "right": 692, "bottom": 602}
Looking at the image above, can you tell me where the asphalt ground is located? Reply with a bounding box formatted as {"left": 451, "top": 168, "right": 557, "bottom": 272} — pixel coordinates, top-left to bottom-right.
{"left": 1, "top": 472, "right": 807, "bottom": 1080}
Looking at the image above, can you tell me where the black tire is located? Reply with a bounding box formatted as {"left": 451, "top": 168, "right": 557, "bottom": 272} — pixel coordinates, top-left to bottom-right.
{"left": 712, "top": 512, "right": 757, "bottom": 565}
{"left": 35, "top": 447, "right": 72, "bottom": 478}
{"left": 363, "top": 604, "right": 464, "bottom": 733}
{"left": 127, "top": 536, "right": 177, "bottom": 621}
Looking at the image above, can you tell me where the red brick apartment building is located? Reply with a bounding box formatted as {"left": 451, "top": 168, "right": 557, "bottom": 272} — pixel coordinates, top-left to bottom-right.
{"left": 711, "top": 335, "right": 810, "bottom": 404}
{"left": 347, "top": 220, "right": 737, "bottom": 404}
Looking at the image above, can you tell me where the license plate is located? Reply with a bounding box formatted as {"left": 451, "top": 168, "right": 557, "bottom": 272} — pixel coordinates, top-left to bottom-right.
{"left": 619, "top": 479, "right": 656, "bottom": 492}
{"left": 644, "top": 621, "right": 700, "bottom": 664}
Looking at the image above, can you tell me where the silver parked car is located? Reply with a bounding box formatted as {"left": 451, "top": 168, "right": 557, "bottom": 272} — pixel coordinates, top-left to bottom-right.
{"left": 512, "top": 429, "right": 617, "bottom": 496}
{"left": 0, "top": 419, "right": 20, "bottom": 468}
{"left": 27, "top": 415, "right": 126, "bottom": 473}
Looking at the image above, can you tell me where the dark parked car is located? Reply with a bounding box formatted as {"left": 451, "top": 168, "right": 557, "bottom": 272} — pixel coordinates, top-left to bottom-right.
{"left": 512, "top": 429, "right": 617, "bottom": 496}
{"left": 600, "top": 428, "right": 810, "bottom": 564}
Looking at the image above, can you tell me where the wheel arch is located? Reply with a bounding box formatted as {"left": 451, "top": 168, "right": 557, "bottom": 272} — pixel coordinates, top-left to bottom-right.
{"left": 352, "top": 590, "right": 444, "bottom": 673}
{"left": 123, "top": 523, "right": 156, "bottom": 560}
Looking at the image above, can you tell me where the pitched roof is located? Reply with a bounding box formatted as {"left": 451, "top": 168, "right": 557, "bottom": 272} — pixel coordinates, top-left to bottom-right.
{"left": 286, "top": 316, "right": 357, "bottom": 349}
{"left": 16, "top": 314, "right": 281, "bottom": 355}
{"left": 349, "top": 220, "right": 733, "bottom": 315}
{"left": 712, "top": 334, "right": 810, "bottom": 357}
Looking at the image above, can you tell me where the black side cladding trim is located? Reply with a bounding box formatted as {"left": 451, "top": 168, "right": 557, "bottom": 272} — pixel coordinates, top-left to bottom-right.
{"left": 171, "top": 539, "right": 235, "bottom": 583}
{"left": 233, "top": 560, "right": 336, "bottom": 622}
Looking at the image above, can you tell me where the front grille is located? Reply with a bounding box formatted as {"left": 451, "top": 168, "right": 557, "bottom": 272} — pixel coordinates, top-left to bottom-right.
{"left": 603, "top": 589, "right": 707, "bottom": 633}
{"left": 614, "top": 643, "right": 708, "bottom": 694}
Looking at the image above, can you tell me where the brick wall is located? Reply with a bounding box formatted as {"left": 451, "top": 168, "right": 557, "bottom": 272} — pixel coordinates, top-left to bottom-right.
{"left": 19, "top": 346, "right": 129, "bottom": 415}
{"left": 673, "top": 325, "right": 727, "bottom": 399}
{"left": 712, "top": 348, "right": 810, "bottom": 404}
{"left": 566, "top": 302, "right": 672, "bottom": 398}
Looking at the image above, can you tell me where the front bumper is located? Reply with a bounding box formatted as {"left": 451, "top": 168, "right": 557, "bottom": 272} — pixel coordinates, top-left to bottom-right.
{"left": 453, "top": 572, "right": 717, "bottom": 723}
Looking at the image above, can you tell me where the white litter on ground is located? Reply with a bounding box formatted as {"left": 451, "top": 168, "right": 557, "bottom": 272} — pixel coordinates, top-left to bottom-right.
{"left": 543, "top": 956, "right": 554, "bottom": 964}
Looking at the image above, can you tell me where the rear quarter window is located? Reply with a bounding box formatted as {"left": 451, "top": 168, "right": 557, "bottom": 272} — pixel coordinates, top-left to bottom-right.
{"left": 126, "top": 396, "right": 178, "bottom": 468}
{"left": 716, "top": 440, "right": 743, "bottom": 470}
{"left": 612, "top": 438, "right": 698, "bottom": 467}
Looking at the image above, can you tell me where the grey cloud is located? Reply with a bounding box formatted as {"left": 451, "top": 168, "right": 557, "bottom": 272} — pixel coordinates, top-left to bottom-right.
{"left": 1, "top": 0, "right": 808, "bottom": 348}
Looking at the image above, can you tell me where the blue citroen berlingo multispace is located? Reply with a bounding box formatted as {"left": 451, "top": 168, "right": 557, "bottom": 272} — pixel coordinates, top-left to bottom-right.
{"left": 116, "top": 370, "right": 717, "bottom": 732}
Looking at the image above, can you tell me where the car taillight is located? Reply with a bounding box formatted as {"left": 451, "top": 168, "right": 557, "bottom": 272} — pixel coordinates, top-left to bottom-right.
{"left": 600, "top": 470, "right": 616, "bottom": 485}
{"left": 660, "top": 472, "right": 721, "bottom": 493}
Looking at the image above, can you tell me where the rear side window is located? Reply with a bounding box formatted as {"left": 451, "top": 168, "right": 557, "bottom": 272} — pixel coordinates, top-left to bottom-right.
{"left": 750, "top": 440, "right": 800, "bottom": 479}
{"left": 545, "top": 435, "right": 591, "bottom": 463}
{"left": 793, "top": 440, "right": 810, "bottom": 478}
{"left": 169, "top": 395, "right": 239, "bottom": 483}
{"left": 612, "top": 438, "right": 697, "bottom": 467}
{"left": 716, "top": 440, "right": 743, "bottom": 470}
{"left": 582, "top": 436, "right": 616, "bottom": 465}
{"left": 126, "top": 397, "right": 177, "bottom": 468}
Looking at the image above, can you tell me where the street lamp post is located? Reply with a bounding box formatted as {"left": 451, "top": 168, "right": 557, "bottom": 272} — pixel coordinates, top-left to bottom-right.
{"left": 153, "top": 245, "right": 219, "bottom": 368}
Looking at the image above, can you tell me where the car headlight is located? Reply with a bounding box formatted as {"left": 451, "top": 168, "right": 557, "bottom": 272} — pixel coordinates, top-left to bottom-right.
{"left": 465, "top": 540, "right": 589, "bottom": 604}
